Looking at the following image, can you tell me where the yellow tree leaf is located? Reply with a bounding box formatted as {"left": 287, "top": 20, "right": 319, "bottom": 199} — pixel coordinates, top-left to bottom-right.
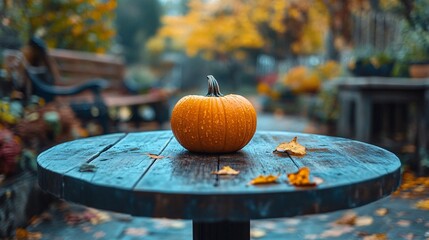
{"left": 415, "top": 199, "right": 429, "bottom": 210}
{"left": 249, "top": 175, "right": 279, "bottom": 185}
{"left": 212, "top": 166, "right": 240, "bottom": 175}
{"left": 275, "top": 137, "right": 306, "bottom": 156}
{"left": 375, "top": 208, "right": 388, "bottom": 216}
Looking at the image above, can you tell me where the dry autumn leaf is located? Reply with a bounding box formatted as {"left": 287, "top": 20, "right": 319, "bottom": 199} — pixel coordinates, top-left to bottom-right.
{"left": 375, "top": 208, "right": 388, "bottom": 216}
{"left": 362, "top": 233, "right": 388, "bottom": 240}
{"left": 15, "top": 228, "right": 42, "bottom": 240}
{"left": 249, "top": 174, "right": 279, "bottom": 185}
{"left": 79, "top": 163, "right": 97, "bottom": 172}
{"left": 415, "top": 199, "right": 429, "bottom": 210}
{"left": 287, "top": 167, "right": 320, "bottom": 187}
{"left": 146, "top": 153, "right": 165, "bottom": 159}
{"left": 275, "top": 136, "right": 306, "bottom": 156}
{"left": 355, "top": 216, "right": 373, "bottom": 226}
{"left": 212, "top": 166, "right": 240, "bottom": 175}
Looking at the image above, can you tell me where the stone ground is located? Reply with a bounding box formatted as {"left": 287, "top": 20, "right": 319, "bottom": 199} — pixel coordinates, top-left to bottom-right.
{"left": 22, "top": 112, "right": 429, "bottom": 240}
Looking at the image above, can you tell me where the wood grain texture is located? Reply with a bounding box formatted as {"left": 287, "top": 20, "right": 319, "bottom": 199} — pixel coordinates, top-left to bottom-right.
{"left": 37, "top": 131, "right": 401, "bottom": 221}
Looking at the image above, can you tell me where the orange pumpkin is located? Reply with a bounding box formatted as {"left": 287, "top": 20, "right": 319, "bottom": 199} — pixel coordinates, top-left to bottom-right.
{"left": 171, "top": 75, "right": 257, "bottom": 153}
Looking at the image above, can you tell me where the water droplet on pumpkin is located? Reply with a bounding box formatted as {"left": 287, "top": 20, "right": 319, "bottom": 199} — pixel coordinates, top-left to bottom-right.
{"left": 201, "top": 126, "right": 204, "bottom": 130}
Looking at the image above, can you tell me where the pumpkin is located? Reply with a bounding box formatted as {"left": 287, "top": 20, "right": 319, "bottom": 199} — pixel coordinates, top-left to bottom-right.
{"left": 171, "top": 75, "right": 257, "bottom": 153}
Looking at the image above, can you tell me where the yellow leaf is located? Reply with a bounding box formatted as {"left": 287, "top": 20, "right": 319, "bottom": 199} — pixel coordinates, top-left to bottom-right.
{"left": 415, "top": 199, "right": 429, "bottom": 210}
{"left": 212, "top": 166, "right": 240, "bottom": 175}
{"left": 15, "top": 228, "right": 42, "bottom": 240}
{"left": 355, "top": 216, "right": 373, "bottom": 226}
{"left": 249, "top": 174, "right": 279, "bottom": 185}
{"left": 287, "top": 167, "right": 319, "bottom": 187}
{"left": 375, "top": 208, "right": 388, "bottom": 216}
{"left": 362, "top": 233, "right": 388, "bottom": 240}
{"left": 146, "top": 153, "right": 165, "bottom": 159}
{"left": 275, "top": 137, "right": 306, "bottom": 156}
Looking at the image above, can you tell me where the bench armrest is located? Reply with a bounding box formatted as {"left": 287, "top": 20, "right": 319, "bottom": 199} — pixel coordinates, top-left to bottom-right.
{"left": 25, "top": 68, "right": 109, "bottom": 101}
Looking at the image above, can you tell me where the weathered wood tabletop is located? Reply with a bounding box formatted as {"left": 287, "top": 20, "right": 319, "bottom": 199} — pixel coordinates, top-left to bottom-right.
{"left": 37, "top": 131, "right": 401, "bottom": 240}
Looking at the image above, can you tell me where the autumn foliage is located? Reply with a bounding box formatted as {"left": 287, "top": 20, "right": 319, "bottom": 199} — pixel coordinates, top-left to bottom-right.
{"left": 7, "top": 0, "right": 116, "bottom": 53}
{"left": 149, "top": 0, "right": 330, "bottom": 59}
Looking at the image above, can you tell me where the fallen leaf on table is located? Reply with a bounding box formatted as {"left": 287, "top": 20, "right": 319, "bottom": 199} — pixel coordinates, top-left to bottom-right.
{"left": 375, "top": 208, "right": 388, "bottom": 216}
{"left": 146, "top": 153, "right": 165, "bottom": 159}
{"left": 287, "top": 167, "right": 320, "bottom": 187}
{"left": 15, "top": 228, "right": 42, "bottom": 240}
{"left": 249, "top": 174, "right": 279, "bottom": 185}
{"left": 79, "top": 163, "right": 97, "bottom": 172}
{"left": 415, "top": 199, "right": 429, "bottom": 210}
{"left": 212, "top": 166, "right": 239, "bottom": 175}
{"left": 275, "top": 136, "right": 306, "bottom": 156}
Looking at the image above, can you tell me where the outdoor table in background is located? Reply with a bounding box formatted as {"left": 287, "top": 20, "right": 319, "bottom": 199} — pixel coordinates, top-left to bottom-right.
{"left": 337, "top": 77, "right": 429, "bottom": 174}
{"left": 37, "top": 131, "right": 401, "bottom": 240}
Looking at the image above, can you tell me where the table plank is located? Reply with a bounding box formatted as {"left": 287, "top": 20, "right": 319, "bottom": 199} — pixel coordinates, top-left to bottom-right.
{"left": 62, "top": 131, "right": 173, "bottom": 212}
{"left": 37, "top": 133, "right": 126, "bottom": 196}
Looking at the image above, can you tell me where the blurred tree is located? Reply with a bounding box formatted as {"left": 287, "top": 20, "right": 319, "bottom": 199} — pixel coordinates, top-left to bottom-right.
{"left": 5, "top": 0, "right": 116, "bottom": 53}
{"left": 116, "top": 0, "right": 162, "bottom": 63}
{"left": 149, "top": 0, "right": 382, "bottom": 61}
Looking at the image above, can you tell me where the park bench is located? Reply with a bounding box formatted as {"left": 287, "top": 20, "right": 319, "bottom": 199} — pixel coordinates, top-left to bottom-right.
{"left": 47, "top": 47, "right": 170, "bottom": 133}
{"left": 5, "top": 38, "right": 170, "bottom": 133}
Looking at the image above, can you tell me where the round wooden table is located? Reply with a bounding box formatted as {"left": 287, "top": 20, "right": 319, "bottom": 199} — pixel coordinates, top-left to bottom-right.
{"left": 37, "top": 131, "right": 401, "bottom": 240}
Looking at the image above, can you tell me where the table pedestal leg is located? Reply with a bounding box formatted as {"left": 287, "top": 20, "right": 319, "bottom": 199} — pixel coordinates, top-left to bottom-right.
{"left": 193, "top": 220, "right": 250, "bottom": 240}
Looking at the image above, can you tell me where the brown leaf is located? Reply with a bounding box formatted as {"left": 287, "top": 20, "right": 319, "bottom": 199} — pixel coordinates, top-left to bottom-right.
{"left": 146, "top": 153, "right": 165, "bottom": 159}
{"left": 212, "top": 166, "right": 240, "bottom": 175}
{"left": 65, "top": 208, "right": 111, "bottom": 225}
{"left": 79, "top": 163, "right": 97, "bottom": 172}
{"left": 362, "top": 233, "right": 388, "bottom": 240}
{"left": 287, "top": 167, "right": 320, "bottom": 187}
{"left": 249, "top": 174, "right": 279, "bottom": 185}
{"left": 375, "top": 208, "right": 388, "bottom": 216}
{"left": 335, "top": 211, "right": 357, "bottom": 225}
{"left": 275, "top": 136, "right": 306, "bottom": 156}
{"left": 15, "top": 228, "right": 42, "bottom": 240}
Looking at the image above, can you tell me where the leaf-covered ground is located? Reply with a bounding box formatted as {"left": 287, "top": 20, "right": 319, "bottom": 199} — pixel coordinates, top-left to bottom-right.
{"left": 23, "top": 169, "right": 429, "bottom": 240}
{"left": 22, "top": 113, "right": 429, "bottom": 239}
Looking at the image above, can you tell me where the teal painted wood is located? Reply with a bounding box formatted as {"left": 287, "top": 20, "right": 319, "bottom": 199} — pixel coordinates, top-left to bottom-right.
{"left": 37, "top": 131, "right": 401, "bottom": 221}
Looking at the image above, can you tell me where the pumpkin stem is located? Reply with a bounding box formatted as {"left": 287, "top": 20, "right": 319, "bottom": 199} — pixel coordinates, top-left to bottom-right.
{"left": 206, "top": 75, "right": 223, "bottom": 97}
